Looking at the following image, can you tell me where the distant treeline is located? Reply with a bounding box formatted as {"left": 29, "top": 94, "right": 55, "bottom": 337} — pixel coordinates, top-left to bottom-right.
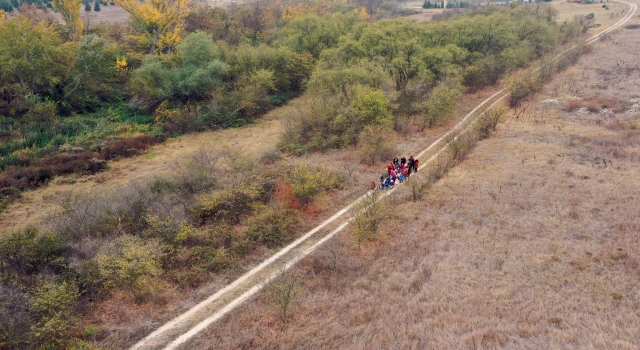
{"left": 423, "top": 1, "right": 470, "bottom": 9}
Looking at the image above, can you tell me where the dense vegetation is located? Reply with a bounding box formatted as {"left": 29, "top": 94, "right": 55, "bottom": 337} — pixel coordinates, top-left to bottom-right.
{"left": 0, "top": 0, "right": 594, "bottom": 347}
{"left": 281, "top": 4, "right": 584, "bottom": 154}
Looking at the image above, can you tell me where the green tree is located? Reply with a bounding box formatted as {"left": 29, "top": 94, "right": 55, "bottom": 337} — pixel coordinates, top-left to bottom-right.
{"left": 0, "top": 17, "right": 73, "bottom": 112}
{"left": 419, "top": 76, "right": 463, "bottom": 130}
{"left": 52, "top": 0, "right": 83, "bottom": 40}
{"left": 65, "top": 34, "right": 120, "bottom": 111}
{"left": 130, "top": 32, "right": 229, "bottom": 110}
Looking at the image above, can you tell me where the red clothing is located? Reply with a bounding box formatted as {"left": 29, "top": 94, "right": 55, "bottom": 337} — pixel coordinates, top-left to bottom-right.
{"left": 414, "top": 160, "right": 419, "bottom": 171}
{"left": 371, "top": 182, "right": 376, "bottom": 190}
{"left": 387, "top": 163, "right": 395, "bottom": 172}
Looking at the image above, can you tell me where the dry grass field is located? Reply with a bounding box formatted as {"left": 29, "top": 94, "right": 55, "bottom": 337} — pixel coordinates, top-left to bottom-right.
{"left": 181, "top": 11, "right": 640, "bottom": 350}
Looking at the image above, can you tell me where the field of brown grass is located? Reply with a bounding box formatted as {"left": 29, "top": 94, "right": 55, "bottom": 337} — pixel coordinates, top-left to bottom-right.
{"left": 181, "top": 9, "right": 640, "bottom": 350}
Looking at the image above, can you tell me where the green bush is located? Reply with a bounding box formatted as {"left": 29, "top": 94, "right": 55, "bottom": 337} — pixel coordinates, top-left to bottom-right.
{"left": 29, "top": 278, "right": 79, "bottom": 349}
{"left": 0, "top": 226, "right": 65, "bottom": 280}
{"left": 129, "top": 32, "right": 229, "bottom": 111}
{"left": 93, "top": 235, "right": 165, "bottom": 303}
{"left": 246, "top": 207, "right": 296, "bottom": 247}
{"left": 190, "top": 181, "right": 271, "bottom": 224}
{"left": 287, "top": 166, "right": 342, "bottom": 205}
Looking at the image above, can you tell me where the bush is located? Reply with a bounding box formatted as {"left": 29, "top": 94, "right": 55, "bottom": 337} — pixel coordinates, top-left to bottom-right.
{"left": 266, "top": 271, "right": 303, "bottom": 322}
{"left": 565, "top": 98, "right": 584, "bottom": 111}
{"left": 0, "top": 226, "right": 65, "bottom": 280}
{"left": 53, "top": 181, "right": 152, "bottom": 239}
{"left": 476, "top": 106, "right": 506, "bottom": 140}
{"left": 356, "top": 125, "right": 397, "bottom": 165}
{"left": 287, "top": 166, "right": 342, "bottom": 206}
{"left": 190, "top": 181, "right": 272, "bottom": 224}
{"left": 100, "top": 135, "right": 160, "bottom": 160}
{"left": 351, "top": 190, "right": 388, "bottom": 249}
{"left": 92, "top": 235, "right": 165, "bottom": 303}
{"left": 246, "top": 206, "right": 296, "bottom": 247}
{"left": 505, "top": 70, "right": 541, "bottom": 107}
{"left": 173, "top": 148, "right": 220, "bottom": 194}
{"left": 0, "top": 283, "right": 33, "bottom": 348}
{"left": 29, "top": 278, "right": 79, "bottom": 349}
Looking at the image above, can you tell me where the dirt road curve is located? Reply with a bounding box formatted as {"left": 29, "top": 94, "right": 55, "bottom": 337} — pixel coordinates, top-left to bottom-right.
{"left": 130, "top": 2, "right": 638, "bottom": 348}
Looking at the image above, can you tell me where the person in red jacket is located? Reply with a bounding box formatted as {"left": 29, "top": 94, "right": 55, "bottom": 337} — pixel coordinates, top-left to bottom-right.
{"left": 414, "top": 158, "right": 419, "bottom": 172}
{"left": 371, "top": 181, "right": 377, "bottom": 191}
{"left": 387, "top": 162, "right": 395, "bottom": 176}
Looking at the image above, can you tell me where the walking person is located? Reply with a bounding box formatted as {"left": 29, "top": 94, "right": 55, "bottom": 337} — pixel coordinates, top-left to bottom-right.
{"left": 414, "top": 158, "right": 419, "bottom": 173}
{"left": 401, "top": 156, "right": 406, "bottom": 167}
{"left": 387, "top": 162, "right": 395, "bottom": 176}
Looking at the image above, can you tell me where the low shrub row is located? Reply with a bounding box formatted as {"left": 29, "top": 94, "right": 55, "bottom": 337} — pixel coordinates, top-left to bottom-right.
{"left": 0, "top": 135, "right": 161, "bottom": 206}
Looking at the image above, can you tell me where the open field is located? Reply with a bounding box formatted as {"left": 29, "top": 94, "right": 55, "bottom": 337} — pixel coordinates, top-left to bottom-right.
{"left": 180, "top": 6, "right": 640, "bottom": 350}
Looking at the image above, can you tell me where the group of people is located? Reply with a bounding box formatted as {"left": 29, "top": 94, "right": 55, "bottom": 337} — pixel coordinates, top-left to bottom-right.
{"left": 371, "top": 156, "right": 420, "bottom": 190}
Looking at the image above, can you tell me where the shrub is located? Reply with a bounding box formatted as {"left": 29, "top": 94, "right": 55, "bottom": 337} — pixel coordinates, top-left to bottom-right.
{"left": 0, "top": 226, "right": 65, "bottom": 280}
{"left": 29, "top": 278, "right": 79, "bottom": 349}
{"left": 53, "top": 181, "right": 152, "bottom": 239}
{"left": 0, "top": 283, "right": 33, "bottom": 348}
{"left": 351, "top": 190, "right": 388, "bottom": 249}
{"left": 246, "top": 206, "right": 297, "bottom": 247}
{"left": 356, "top": 125, "right": 397, "bottom": 165}
{"left": 565, "top": 99, "right": 584, "bottom": 111}
{"left": 173, "top": 148, "right": 220, "bottom": 194}
{"left": 190, "top": 182, "right": 271, "bottom": 224}
{"left": 92, "top": 235, "right": 165, "bottom": 303}
{"left": 266, "top": 271, "right": 303, "bottom": 322}
{"left": 505, "top": 70, "right": 540, "bottom": 107}
{"left": 100, "top": 135, "right": 160, "bottom": 160}
{"left": 476, "top": 106, "right": 507, "bottom": 140}
{"left": 585, "top": 99, "right": 600, "bottom": 113}
{"left": 287, "top": 166, "right": 342, "bottom": 206}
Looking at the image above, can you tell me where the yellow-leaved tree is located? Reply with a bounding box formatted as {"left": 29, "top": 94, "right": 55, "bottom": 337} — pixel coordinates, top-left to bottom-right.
{"left": 52, "top": 0, "right": 83, "bottom": 40}
{"left": 0, "top": 9, "right": 5, "bottom": 22}
{"left": 114, "top": 0, "right": 190, "bottom": 53}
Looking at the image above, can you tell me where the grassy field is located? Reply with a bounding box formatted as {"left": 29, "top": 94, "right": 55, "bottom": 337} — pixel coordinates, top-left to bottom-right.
{"left": 180, "top": 7, "right": 640, "bottom": 350}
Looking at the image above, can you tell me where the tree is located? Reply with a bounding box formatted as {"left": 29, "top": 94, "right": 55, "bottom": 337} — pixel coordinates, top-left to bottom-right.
{"left": 419, "top": 76, "right": 463, "bottom": 130}
{"left": 52, "top": 0, "right": 83, "bottom": 40}
{"left": 93, "top": 0, "right": 99, "bottom": 11}
{"left": 130, "top": 32, "right": 228, "bottom": 110}
{"left": 356, "top": 125, "right": 396, "bottom": 165}
{"left": 114, "top": 0, "right": 189, "bottom": 53}
{"left": 65, "top": 34, "right": 120, "bottom": 111}
{"left": 0, "top": 17, "right": 73, "bottom": 111}
{"left": 266, "top": 271, "right": 303, "bottom": 322}
{"left": 351, "top": 190, "right": 387, "bottom": 249}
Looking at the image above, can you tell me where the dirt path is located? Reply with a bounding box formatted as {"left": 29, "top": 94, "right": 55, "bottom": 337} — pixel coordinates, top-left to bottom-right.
{"left": 128, "top": 2, "right": 638, "bottom": 348}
